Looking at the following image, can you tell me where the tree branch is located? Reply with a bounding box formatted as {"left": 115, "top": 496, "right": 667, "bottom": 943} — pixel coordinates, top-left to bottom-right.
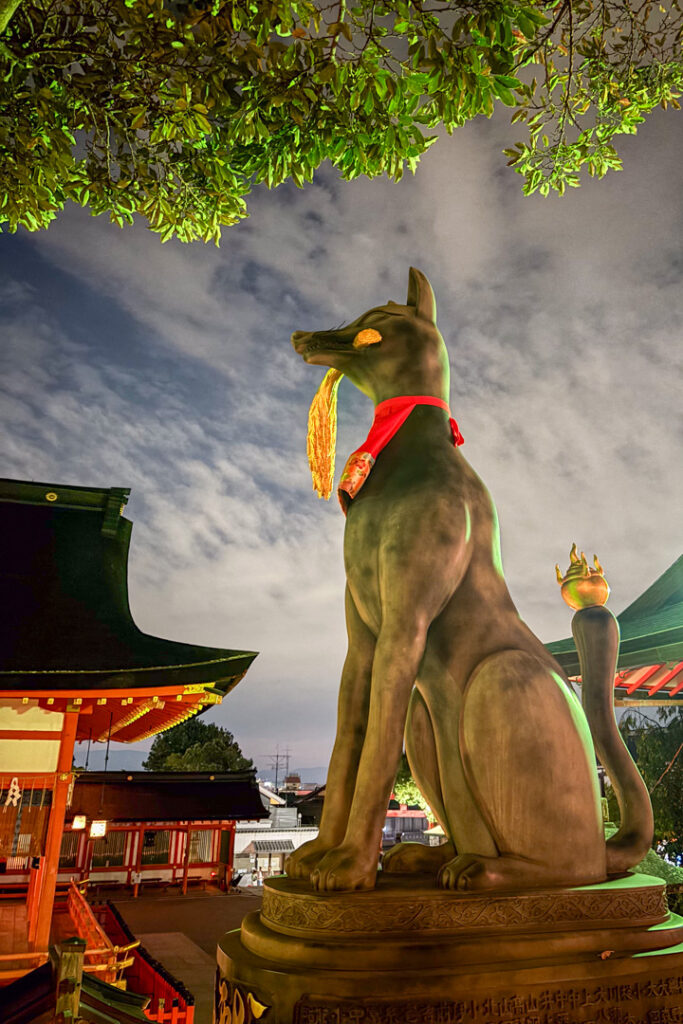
{"left": 650, "top": 740, "right": 683, "bottom": 795}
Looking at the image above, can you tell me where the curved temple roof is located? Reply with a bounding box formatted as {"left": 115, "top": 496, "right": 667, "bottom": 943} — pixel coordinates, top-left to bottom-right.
{"left": 0, "top": 478, "right": 258, "bottom": 741}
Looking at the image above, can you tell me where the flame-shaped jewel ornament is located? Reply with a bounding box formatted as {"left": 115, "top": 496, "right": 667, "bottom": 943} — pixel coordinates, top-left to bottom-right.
{"left": 555, "top": 543, "right": 610, "bottom": 610}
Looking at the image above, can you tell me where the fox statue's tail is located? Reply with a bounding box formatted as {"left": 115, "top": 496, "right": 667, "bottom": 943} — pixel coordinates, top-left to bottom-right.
{"left": 573, "top": 605, "right": 654, "bottom": 874}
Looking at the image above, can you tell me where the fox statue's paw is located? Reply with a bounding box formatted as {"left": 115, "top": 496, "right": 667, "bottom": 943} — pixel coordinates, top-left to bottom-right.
{"left": 383, "top": 840, "right": 455, "bottom": 875}
{"left": 285, "top": 838, "right": 334, "bottom": 881}
{"left": 439, "top": 853, "right": 501, "bottom": 891}
{"left": 439, "top": 852, "right": 576, "bottom": 892}
{"left": 310, "top": 844, "right": 377, "bottom": 892}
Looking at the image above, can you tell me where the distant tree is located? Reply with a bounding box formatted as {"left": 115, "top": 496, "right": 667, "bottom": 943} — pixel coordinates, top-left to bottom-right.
{"left": 142, "top": 718, "right": 254, "bottom": 772}
{"left": 606, "top": 708, "right": 683, "bottom": 841}
{"left": 393, "top": 752, "right": 432, "bottom": 819}
{"left": 1, "top": 1, "right": 681, "bottom": 242}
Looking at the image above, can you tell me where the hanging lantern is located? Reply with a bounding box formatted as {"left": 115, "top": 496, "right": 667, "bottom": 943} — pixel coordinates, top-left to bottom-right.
{"left": 89, "top": 820, "right": 107, "bottom": 838}
{"left": 72, "top": 815, "right": 86, "bottom": 831}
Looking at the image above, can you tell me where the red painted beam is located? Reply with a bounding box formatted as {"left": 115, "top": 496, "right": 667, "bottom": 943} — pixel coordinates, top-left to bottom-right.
{"left": 622, "top": 664, "right": 664, "bottom": 696}
{"left": 667, "top": 667, "right": 683, "bottom": 697}
{"left": 648, "top": 661, "right": 683, "bottom": 697}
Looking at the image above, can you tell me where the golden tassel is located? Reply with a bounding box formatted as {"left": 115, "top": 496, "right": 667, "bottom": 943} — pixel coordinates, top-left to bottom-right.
{"left": 307, "top": 368, "right": 343, "bottom": 499}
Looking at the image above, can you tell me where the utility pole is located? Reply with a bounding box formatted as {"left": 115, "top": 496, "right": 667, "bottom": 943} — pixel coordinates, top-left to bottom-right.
{"left": 261, "top": 746, "right": 290, "bottom": 792}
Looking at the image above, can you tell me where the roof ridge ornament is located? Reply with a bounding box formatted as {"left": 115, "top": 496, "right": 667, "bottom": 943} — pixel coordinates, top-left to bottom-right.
{"left": 102, "top": 487, "right": 130, "bottom": 536}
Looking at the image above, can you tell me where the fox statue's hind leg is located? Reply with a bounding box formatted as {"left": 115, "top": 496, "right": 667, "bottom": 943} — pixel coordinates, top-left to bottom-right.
{"left": 438, "top": 649, "right": 606, "bottom": 891}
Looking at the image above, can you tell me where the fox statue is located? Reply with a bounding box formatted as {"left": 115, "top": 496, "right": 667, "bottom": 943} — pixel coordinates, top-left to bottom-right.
{"left": 287, "top": 267, "right": 653, "bottom": 894}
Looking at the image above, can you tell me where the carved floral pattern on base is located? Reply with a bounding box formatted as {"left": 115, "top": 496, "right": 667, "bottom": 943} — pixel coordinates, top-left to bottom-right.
{"left": 262, "top": 883, "right": 667, "bottom": 936}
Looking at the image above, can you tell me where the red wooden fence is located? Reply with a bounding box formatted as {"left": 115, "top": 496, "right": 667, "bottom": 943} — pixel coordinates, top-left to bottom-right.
{"left": 66, "top": 880, "right": 136, "bottom": 983}
{"left": 95, "top": 903, "right": 195, "bottom": 1024}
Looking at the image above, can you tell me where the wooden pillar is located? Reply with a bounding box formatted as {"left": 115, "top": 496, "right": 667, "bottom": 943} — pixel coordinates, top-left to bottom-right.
{"left": 228, "top": 823, "right": 235, "bottom": 873}
{"left": 54, "top": 936, "right": 86, "bottom": 1023}
{"left": 31, "top": 710, "right": 79, "bottom": 953}
{"left": 133, "top": 825, "right": 143, "bottom": 898}
{"left": 26, "top": 858, "right": 44, "bottom": 946}
{"left": 125, "top": 828, "right": 133, "bottom": 888}
{"left": 224, "top": 823, "right": 236, "bottom": 890}
{"left": 181, "top": 826, "right": 191, "bottom": 896}
{"left": 83, "top": 834, "right": 95, "bottom": 890}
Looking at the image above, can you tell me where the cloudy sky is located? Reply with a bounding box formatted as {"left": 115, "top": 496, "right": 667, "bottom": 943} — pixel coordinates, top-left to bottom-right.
{"left": 1, "top": 105, "right": 681, "bottom": 777}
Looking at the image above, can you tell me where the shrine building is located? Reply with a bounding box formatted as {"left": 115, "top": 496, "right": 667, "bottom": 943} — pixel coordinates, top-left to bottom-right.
{"left": 0, "top": 477, "right": 258, "bottom": 979}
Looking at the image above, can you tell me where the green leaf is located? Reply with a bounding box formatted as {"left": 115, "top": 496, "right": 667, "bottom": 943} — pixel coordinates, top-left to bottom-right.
{"left": 515, "top": 12, "right": 537, "bottom": 40}
{"left": 494, "top": 75, "right": 522, "bottom": 90}
{"left": 316, "top": 63, "right": 336, "bottom": 84}
{"left": 494, "top": 84, "right": 516, "bottom": 106}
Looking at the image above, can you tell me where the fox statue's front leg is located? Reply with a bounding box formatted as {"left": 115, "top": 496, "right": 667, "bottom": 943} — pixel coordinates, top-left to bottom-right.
{"left": 311, "top": 502, "right": 471, "bottom": 892}
{"left": 310, "top": 618, "right": 426, "bottom": 891}
{"left": 284, "top": 588, "right": 375, "bottom": 881}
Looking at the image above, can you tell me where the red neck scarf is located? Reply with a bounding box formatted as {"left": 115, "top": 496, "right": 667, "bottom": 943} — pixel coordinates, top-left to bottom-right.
{"left": 337, "top": 395, "right": 464, "bottom": 514}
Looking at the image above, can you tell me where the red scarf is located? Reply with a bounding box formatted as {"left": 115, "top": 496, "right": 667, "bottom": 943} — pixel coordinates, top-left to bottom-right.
{"left": 338, "top": 396, "right": 464, "bottom": 514}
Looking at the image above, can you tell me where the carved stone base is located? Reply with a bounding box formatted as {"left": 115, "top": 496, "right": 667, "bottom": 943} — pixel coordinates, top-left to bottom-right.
{"left": 215, "top": 872, "right": 683, "bottom": 1024}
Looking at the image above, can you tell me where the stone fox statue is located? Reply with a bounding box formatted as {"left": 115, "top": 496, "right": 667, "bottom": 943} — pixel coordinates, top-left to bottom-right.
{"left": 288, "top": 267, "right": 652, "bottom": 894}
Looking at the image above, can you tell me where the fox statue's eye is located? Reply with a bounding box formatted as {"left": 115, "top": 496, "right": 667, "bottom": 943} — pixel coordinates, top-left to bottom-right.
{"left": 353, "top": 328, "right": 382, "bottom": 348}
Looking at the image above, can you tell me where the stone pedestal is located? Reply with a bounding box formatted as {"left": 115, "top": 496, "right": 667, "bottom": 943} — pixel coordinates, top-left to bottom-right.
{"left": 215, "top": 872, "right": 683, "bottom": 1024}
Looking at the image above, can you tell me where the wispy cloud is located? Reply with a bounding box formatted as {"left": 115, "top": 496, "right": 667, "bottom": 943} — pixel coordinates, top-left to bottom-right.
{"left": 1, "top": 106, "right": 681, "bottom": 769}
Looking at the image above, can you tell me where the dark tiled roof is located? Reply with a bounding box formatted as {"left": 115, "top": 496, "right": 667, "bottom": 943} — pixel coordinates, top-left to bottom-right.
{"left": 68, "top": 770, "right": 267, "bottom": 822}
{"left": 251, "top": 839, "right": 295, "bottom": 854}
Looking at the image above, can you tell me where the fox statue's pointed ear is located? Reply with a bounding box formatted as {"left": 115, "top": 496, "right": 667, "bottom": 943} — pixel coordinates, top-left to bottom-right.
{"left": 407, "top": 267, "right": 437, "bottom": 324}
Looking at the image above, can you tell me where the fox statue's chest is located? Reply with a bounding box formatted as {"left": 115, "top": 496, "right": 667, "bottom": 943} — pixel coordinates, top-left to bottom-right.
{"left": 341, "top": 491, "right": 395, "bottom": 624}
{"left": 341, "top": 470, "right": 448, "bottom": 622}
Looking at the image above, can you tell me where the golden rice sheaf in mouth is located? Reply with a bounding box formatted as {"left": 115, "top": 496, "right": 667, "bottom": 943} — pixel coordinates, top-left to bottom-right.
{"left": 307, "top": 368, "right": 343, "bottom": 500}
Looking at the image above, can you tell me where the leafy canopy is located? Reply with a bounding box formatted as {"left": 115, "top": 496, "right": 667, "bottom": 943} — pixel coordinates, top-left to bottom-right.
{"left": 1, "top": 0, "right": 681, "bottom": 243}
{"left": 142, "top": 717, "right": 254, "bottom": 772}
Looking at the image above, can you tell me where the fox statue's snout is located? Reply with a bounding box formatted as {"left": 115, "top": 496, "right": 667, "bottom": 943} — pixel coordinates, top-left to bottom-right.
{"left": 291, "top": 327, "right": 365, "bottom": 366}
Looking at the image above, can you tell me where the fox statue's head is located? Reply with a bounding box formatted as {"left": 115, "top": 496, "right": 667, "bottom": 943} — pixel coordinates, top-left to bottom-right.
{"left": 291, "top": 268, "right": 451, "bottom": 499}
{"left": 291, "top": 267, "right": 450, "bottom": 405}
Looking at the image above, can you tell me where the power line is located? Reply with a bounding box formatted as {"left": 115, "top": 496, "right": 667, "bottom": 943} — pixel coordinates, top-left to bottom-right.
{"left": 259, "top": 746, "right": 291, "bottom": 791}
